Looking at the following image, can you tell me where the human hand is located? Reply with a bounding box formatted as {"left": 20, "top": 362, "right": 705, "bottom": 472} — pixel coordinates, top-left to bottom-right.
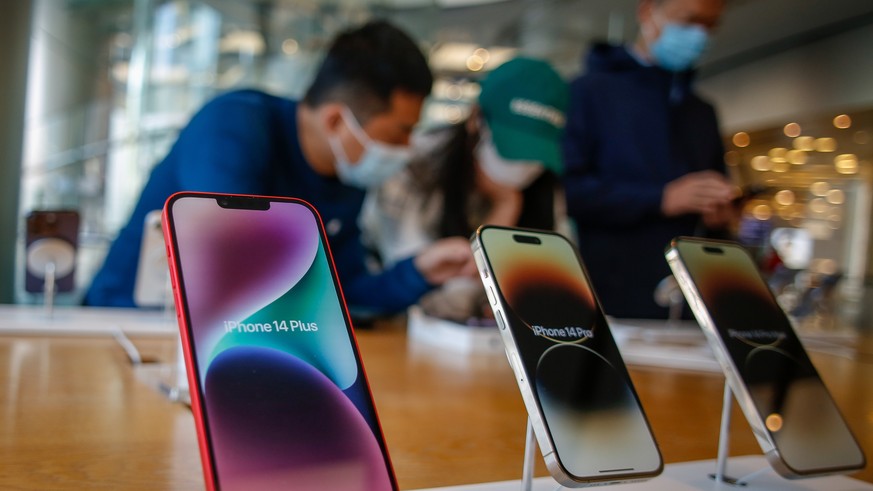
{"left": 701, "top": 202, "right": 737, "bottom": 230}
{"left": 661, "top": 170, "right": 734, "bottom": 217}
{"left": 413, "top": 237, "right": 478, "bottom": 286}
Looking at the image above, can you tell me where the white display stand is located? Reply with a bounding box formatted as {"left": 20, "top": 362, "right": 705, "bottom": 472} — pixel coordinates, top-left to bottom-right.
{"left": 412, "top": 456, "right": 872, "bottom": 491}
{"left": 0, "top": 304, "right": 177, "bottom": 336}
{"left": 25, "top": 237, "right": 76, "bottom": 319}
{"left": 425, "top": 379, "right": 872, "bottom": 491}
{"left": 407, "top": 305, "right": 505, "bottom": 355}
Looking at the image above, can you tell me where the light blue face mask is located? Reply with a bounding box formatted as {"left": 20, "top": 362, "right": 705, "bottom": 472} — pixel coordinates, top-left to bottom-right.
{"left": 651, "top": 22, "right": 709, "bottom": 72}
{"left": 328, "top": 107, "right": 414, "bottom": 189}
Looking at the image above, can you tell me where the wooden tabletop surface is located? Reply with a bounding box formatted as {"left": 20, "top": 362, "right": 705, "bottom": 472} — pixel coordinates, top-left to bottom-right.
{"left": 0, "top": 312, "right": 870, "bottom": 490}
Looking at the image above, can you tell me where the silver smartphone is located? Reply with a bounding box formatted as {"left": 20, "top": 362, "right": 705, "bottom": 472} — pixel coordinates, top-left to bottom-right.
{"left": 471, "top": 225, "right": 663, "bottom": 487}
{"left": 666, "top": 237, "right": 866, "bottom": 478}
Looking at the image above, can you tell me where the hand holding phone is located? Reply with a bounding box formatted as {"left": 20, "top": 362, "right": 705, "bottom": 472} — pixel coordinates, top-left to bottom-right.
{"left": 666, "top": 237, "right": 865, "bottom": 478}
{"left": 164, "top": 192, "right": 397, "bottom": 491}
{"left": 471, "top": 225, "right": 662, "bottom": 487}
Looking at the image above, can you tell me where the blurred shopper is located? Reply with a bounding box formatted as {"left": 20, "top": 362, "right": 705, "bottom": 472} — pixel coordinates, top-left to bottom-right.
{"left": 562, "top": 0, "right": 735, "bottom": 319}
{"left": 361, "top": 57, "right": 568, "bottom": 322}
{"left": 85, "top": 20, "right": 476, "bottom": 315}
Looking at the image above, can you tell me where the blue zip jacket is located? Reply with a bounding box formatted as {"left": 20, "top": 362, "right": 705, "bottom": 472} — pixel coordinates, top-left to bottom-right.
{"left": 562, "top": 44, "right": 726, "bottom": 319}
{"left": 84, "top": 89, "right": 432, "bottom": 314}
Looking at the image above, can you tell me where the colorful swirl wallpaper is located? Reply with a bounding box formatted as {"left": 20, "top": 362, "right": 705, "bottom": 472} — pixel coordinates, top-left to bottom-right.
{"left": 172, "top": 197, "right": 393, "bottom": 491}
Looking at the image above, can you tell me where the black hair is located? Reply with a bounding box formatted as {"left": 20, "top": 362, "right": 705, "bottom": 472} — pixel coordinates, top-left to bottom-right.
{"left": 302, "top": 20, "right": 433, "bottom": 121}
{"left": 431, "top": 124, "right": 556, "bottom": 238}
{"left": 437, "top": 124, "right": 477, "bottom": 238}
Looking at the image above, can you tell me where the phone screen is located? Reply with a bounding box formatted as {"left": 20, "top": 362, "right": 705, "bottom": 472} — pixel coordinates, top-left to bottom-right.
{"left": 477, "top": 227, "right": 661, "bottom": 480}
{"left": 166, "top": 194, "right": 395, "bottom": 491}
{"left": 671, "top": 239, "right": 865, "bottom": 475}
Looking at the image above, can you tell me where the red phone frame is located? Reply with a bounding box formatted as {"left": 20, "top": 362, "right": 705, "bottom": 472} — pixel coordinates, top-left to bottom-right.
{"left": 162, "top": 191, "right": 398, "bottom": 491}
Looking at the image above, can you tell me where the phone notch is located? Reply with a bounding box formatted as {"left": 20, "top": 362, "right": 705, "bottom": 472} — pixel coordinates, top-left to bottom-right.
{"left": 702, "top": 245, "right": 724, "bottom": 255}
{"left": 215, "top": 195, "right": 270, "bottom": 210}
{"left": 512, "top": 234, "right": 541, "bottom": 245}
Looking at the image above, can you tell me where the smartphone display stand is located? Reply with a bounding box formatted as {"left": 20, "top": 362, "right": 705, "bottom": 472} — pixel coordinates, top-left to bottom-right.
{"left": 520, "top": 418, "right": 564, "bottom": 491}
{"left": 710, "top": 381, "right": 768, "bottom": 487}
{"left": 516, "top": 382, "right": 769, "bottom": 491}
{"left": 26, "top": 238, "right": 76, "bottom": 319}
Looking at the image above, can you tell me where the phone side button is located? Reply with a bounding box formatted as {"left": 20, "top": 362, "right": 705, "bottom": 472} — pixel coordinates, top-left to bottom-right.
{"left": 485, "top": 286, "right": 496, "bottom": 305}
{"left": 510, "top": 353, "right": 525, "bottom": 382}
{"left": 495, "top": 310, "right": 506, "bottom": 330}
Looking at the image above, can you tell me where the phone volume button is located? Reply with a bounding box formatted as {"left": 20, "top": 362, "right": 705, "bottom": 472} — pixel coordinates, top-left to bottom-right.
{"left": 485, "top": 285, "right": 496, "bottom": 305}
{"left": 495, "top": 310, "right": 506, "bottom": 330}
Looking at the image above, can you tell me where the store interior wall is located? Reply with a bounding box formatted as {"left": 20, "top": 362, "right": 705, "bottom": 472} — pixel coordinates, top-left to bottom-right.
{"left": 6, "top": 0, "right": 873, "bottom": 306}
{"left": 0, "top": 1, "right": 34, "bottom": 304}
{"left": 697, "top": 22, "right": 873, "bottom": 280}
{"left": 699, "top": 23, "right": 873, "bottom": 132}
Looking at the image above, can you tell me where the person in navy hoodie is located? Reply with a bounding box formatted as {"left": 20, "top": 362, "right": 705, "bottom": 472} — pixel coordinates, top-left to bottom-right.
{"left": 84, "top": 20, "right": 476, "bottom": 315}
{"left": 562, "top": 0, "right": 735, "bottom": 319}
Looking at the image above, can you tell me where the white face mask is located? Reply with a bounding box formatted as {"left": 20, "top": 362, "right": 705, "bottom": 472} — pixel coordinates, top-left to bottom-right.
{"left": 475, "top": 130, "right": 544, "bottom": 189}
{"left": 328, "top": 106, "right": 414, "bottom": 189}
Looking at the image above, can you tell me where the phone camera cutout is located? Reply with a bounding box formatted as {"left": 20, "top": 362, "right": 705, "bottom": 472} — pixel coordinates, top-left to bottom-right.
{"left": 513, "top": 234, "right": 541, "bottom": 245}
{"left": 215, "top": 196, "right": 270, "bottom": 210}
{"left": 703, "top": 246, "right": 724, "bottom": 255}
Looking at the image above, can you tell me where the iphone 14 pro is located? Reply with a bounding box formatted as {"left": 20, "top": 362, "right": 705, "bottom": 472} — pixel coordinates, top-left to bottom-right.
{"left": 471, "top": 225, "right": 662, "bottom": 487}
{"left": 666, "top": 237, "right": 865, "bottom": 478}
{"left": 163, "top": 192, "right": 397, "bottom": 491}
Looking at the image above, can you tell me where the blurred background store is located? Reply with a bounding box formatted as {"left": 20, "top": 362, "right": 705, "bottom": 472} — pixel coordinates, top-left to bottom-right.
{"left": 1, "top": 0, "right": 871, "bottom": 328}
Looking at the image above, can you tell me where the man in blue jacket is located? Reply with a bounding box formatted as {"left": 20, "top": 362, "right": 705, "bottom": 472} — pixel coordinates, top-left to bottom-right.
{"left": 562, "top": 0, "right": 734, "bottom": 318}
{"left": 85, "top": 20, "right": 475, "bottom": 314}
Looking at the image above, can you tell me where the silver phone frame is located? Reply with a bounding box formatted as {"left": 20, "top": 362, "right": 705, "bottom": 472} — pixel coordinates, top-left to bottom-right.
{"left": 471, "top": 225, "right": 663, "bottom": 487}
{"left": 665, "top": 238, "right": 866, "bottom": 479}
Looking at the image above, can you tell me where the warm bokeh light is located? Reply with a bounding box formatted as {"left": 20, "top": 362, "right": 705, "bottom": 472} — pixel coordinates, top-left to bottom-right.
{"left": 466, "top": 54, "right": 485, "bottom": 71}
{"left": 783, "top": 123, "right": 801, "bottom": 137}
{"left": 768, "top": 147, "right": 788, "bottom": 162}
{"left": 826, "top": 189, "right": 845, "bottom": 205}
{"left": 786, "top": 149, "right": 807, "bottom": 165}
{"left": 724, "top": 151, "right": 740, "bottom": 167}
{"left": 752, "top": 204, "right": 772, "bottom": 221}
{"left": 835, "top": 154, "right": 858, "bottom": 174}
{"left": 766, "top": 413, "right": 783, "bottom": 432}
{"left": 854, "top": 131, "right": 869, "bottom": 145}
{"left": 815, "top": 137, "right": 837, "bottom": 152}
{"left": 778, "top": 204, "right": 804, "bottom": 221}
{"left": 473, "top": 47, "right": 491, "bottom": 63}
{"left": 771, "top": 162, "right": 789, "bottom": 173}
{"left": 833, "top": 114, "right": 852, "bottom": 129}
{"left": 810, "top": 181, "right": 830, "bottom": 196}
{"left": 793, "top": 136, "right": 815, "bottom": 151}
{"left": 751, "top": 155, "right": 772, "bottom": 171}
{"left": 774, "top": 189, "right": 795, "bottom": 206}
{"left": 732, "top": 132, "right": 750, "bottom": 147}
{"left": 809, "top": 198, "right": 828, "bottom": 214}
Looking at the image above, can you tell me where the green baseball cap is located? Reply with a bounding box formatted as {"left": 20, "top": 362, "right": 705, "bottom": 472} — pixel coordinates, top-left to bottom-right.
{"left": 478, "top": 57, "right": 569, "bottom": 174}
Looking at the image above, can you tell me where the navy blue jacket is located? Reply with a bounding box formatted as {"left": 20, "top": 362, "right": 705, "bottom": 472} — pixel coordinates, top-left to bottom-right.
{"left": 562, "top": 44, "right": 726, "bottom": 318}
{"left": 85, "top": 90, "right": 431, "bottom": 313}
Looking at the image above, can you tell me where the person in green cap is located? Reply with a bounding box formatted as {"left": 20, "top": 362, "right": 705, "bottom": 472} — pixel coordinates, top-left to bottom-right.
{"left": 360, "top": 56, "right": 569, "bottom": 323}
